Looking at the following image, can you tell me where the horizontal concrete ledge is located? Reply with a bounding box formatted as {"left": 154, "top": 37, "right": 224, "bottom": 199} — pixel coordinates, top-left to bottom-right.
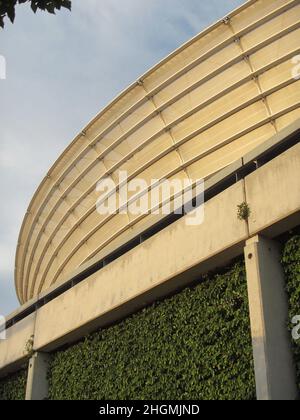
{"left": 251, "top": 210, "right": 300, "bottom": 240}
{"left": 0, "top": 313, "right": 35, "bottom": 377}
{"left": 38, "top": 242, "right": 246, "bottom": 353}
{"left": 247, "top": 142, "right": 300, "bottom": 236}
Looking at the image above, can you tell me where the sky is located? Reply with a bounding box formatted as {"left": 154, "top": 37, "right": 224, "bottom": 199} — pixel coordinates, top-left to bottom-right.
{"left": 0, "top": 0, "right": 245, "bottom": 316}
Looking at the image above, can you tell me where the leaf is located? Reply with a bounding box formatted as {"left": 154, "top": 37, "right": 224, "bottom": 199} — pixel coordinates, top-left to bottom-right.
{"left": 6, "top": 5, "right": 16, "bottom": 23}
{"left": 0, "top": 0, "right": 72, "bottom": 28}
{"left": 31, "top": 2, "right": 38, "bottom": 13}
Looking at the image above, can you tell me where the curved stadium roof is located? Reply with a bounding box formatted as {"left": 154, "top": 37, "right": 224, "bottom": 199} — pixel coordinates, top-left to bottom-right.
{"left": 15, "top": 0, "right": 300, "bottom": 303}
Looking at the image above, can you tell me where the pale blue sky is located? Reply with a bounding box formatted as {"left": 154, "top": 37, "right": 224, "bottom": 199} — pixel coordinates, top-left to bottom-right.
{"left": 0, "top": 0, "right": 245, "bottom": 315}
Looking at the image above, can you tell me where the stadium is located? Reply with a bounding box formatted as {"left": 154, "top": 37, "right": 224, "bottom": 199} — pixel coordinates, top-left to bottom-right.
{"left": 0, "top": 0, "right": 300, "bottom": 400}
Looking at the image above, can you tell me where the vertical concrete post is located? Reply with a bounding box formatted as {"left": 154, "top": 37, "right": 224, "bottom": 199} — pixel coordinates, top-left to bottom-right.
{"left": 25, "top": 352, "right": 51, "bottom": 400}
{"left": 244, "top": 235, "right": 298, "bottom": 400}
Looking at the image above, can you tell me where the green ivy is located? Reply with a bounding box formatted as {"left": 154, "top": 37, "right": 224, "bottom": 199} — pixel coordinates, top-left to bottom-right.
{"left": 48, "top": 261, "right": 255, "bottom": 400}
{"left": 0, "top": 369, "right": 27, "bottom": 400}
{"left": 282, "top": 234, "right": 300, "bottom": 391}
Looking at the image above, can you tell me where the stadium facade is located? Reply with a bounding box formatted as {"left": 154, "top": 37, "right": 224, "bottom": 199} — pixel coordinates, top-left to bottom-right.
{"left": 0, "top": 0, "right": 300, "bottom": 400}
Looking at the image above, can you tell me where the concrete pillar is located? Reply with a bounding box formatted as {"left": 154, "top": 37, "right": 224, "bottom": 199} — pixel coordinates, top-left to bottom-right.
{"left": 25, "top": 352, "right": 51, "bottom": 400}
{"left": 244, "top": 235, "right": 298, "bottom": 400}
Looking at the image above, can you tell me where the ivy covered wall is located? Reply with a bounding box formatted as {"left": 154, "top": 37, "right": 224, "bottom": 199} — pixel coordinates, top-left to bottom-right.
{"left": 0, "top": 369, "right": 27, "bottom": 400}
{"left": 48, "top": 260, "right": 256, "bottom": 400}
{"left": 281, "top": 234, "right": 300, "bottom": 392}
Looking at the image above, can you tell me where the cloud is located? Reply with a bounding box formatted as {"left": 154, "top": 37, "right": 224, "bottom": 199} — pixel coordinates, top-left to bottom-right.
{"left": 0, "top": 0, "right": 244, "bottom": 315}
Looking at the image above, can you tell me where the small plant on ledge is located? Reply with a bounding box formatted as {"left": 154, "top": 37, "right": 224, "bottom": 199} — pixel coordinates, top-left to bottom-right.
{"left": 237, "top": 202, "right": 251, "bottom": 221}
{"left": 24, "top": 335, "right": 34, "bottom": 358}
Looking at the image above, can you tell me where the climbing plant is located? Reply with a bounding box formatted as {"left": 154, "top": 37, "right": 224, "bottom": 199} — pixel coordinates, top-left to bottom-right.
{"left": 48, "top": 260, "right": 255, "bottom": 400}
{"left": 0, "top": 369, "right": 27, "bottom": 400}
{"left": 282, "top": 234, "right": 300, "bottom": 391}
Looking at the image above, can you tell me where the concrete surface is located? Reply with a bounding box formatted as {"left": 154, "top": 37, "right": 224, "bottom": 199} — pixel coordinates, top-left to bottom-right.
{"left": 244, "top": 236, "right": 298, "bottom": 400}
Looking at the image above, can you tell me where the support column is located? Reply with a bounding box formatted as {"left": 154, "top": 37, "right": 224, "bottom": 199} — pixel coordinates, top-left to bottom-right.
{"left": 244, "top": 235, "right": 297, "bottom": 400}
{"left": 25, "top": 352, "right": 51, "bottom": 400}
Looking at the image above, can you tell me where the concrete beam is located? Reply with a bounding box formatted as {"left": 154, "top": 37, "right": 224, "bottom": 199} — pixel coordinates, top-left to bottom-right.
{"left": 244, "top": 235, "right": 298, "bottom": 400}
{"left": 25, "top": 352, "right": 51, "bottom": 401}
{"left": 246, "top": 143, "right": 300, "bottom": 238}
{"left": 0, "top": 313, "right": 36, "bottom": 375}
